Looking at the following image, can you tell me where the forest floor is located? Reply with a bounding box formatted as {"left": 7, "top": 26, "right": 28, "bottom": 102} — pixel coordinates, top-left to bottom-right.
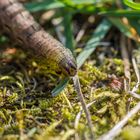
{"left": 1, "top": 0, "right": 140, "bottom": 140}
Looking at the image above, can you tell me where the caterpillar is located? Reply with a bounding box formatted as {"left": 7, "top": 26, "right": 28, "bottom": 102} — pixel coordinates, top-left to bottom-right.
{"left": 0, "top": 0, "right": 77, "bottom": 76}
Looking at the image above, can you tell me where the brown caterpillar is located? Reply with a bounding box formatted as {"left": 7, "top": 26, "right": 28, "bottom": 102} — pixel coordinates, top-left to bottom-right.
{"left": 0, "top": 0, "right": 77, "bottom": 76}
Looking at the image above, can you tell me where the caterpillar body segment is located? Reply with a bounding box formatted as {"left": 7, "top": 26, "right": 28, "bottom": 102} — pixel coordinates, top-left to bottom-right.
{"left": 0, "top": 0, "right": 77, "bottom": 76}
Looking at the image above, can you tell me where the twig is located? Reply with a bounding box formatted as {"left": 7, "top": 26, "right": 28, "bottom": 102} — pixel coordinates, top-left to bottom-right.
{"left": 76, "top": 23, "right": 88, "bottom": 43}
{"left": 132, "top": 57, "right": 140, "bottom": 83}
{"left": 73, "top": 75, "right": 94, "bottom": 140}
{"left": 75, "top": 100, "right": 96, "bottom": 129}
{"left": 98, "top": 102, "right": 140, "bottom": 140}
{"left": 52, "top": 18, "right": 65, "bottom": 45}
{"left": 75, "top": 15, "right": 96, "bottom": 43}
{"left": 120, "top": 35, "right": 140, "bottom": 99}
{"left": 128, "top": 91, "right": 140, "bottom": 99}
{"left": 128, "top": 57, "right": 140, "bottom": 99}
{"left": 74, "top": 100, "right": 96, "bottom": 140}
{"left": 62, "top": 91, "right": 73, "bottom": 109}
{"left": 120, "top": 35, "right": 131, "bottom": 91}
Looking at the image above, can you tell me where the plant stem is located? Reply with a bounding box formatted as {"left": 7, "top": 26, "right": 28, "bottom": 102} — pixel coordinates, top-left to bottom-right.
{"left": 73, "top": 75, "right": 94, "bottom": 140}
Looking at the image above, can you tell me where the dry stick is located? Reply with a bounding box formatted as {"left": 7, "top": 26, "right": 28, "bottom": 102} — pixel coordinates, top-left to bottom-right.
{"left": 132, "top": 57, "right": 140, "bottom": 83}
{"left": 73, "top": 75, "right": 94, "bottom": 140}
{"left": 120, "top": 35, "right": 140, "bottom": 99}
{"left": 128, "top": 57, "right": 140, "bottom": 99}
{"left": 99, "top": 102, "right": 140, "bottom": 140}
{"left": 120, "top": 35, "right": 131, "bottom": 91}
{"left": 62, "top": 91, "right": 73, "bottom": 109}
{"left": 52, "top": 18, "right": 65, "bottom": 45}
{"left": 74, "top": 101, "right": 96, "bottom": 140}
{"left": 76, "top": 23, "right": 88, "bottom": 43}
{"left": 75, "top": 100, "right": 96, "bottom": 129}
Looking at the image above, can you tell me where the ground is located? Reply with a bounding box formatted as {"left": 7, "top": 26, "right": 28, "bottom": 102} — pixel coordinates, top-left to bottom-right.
{"left": 1, "top": 0, "right": 140, "bottom": 140}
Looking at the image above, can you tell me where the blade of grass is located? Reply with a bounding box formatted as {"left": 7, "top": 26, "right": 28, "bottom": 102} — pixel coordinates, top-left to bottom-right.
{"left": 129, "top": 18, "right": 140, "bottom": 35}
{"left": 108, "top": 18, "right": 133, "bottom": 39}
{"left": 123, "top": 0, "right": 140, "bottom": 10}
{"left": 51, "top": 77, "right": 70, "bottom": 96}
{"left": 25, "top": 0, "right": 111, "bottom": 12}
{"left": 77, "top": 19, "right": 112, "bottom": 68}
{"left": 25, "top": 0, "right": 65, "bottom": 12}
{"left": 100, "top": 10, "right": 140, "bottom": 17}
{"left": 63, "top": 12, "right": 74, "bottom": 52}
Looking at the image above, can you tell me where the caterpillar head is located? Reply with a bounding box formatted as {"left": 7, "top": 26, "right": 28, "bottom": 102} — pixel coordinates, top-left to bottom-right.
{"left": 45, "top": 46, "right": 77, "bottom": 77}
{"left": 58, "top": 48, "right": 77, "bottom": 77}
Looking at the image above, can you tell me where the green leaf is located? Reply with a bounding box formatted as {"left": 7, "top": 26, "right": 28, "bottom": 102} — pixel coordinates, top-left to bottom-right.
{"left": 108, "top": 17, "right": 133, "bottom": 38}
{"left": 59, "top": 0, "right": 114, "bottom": 5}
{"left": 63, "top": 12, "right": 74, "bottom": 52}
{"left": 100, "top": 10, "right": 140, "bottom": 17}
{"left": 25, "top": 0, "right": 65, "bottom": 12}
{"left": 25, "top": 0, "right": 111, "bottom": 12}
{"left": 123, "top": 0, "right": 140, "bottom": 10}
{"left": 129, "top": 18, "right": 140, "bottom": 35}
{"left": 77, "top": 19, "right": 112, "bottom": 68}
{"left": 51, "top": 77, "right": 70, "bottom": 96}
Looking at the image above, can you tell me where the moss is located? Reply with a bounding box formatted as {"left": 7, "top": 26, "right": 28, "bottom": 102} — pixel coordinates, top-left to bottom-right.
{"left": 0, "top": 42, "right": 139, "bottom": 139}
{"left": 121, "top": 126, "right": 140, "bottom": 140}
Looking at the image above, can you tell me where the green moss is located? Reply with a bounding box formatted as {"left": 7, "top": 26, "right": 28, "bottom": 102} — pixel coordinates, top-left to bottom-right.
{"left": 0, "top": 14, "right": 139, "bottom": 139}
{"left": 121, "top": 126, "right": 140, "bottom": 140}
{"left": 0, "top": 52, "right": 139, "bottom": 140}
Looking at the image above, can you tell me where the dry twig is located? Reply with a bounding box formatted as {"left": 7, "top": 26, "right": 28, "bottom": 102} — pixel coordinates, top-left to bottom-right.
{"left": 75, "top": 100, "right": 96, "bottom": 129}
{"left": 99, "top": 102, "right": 140, "bottom": 140}
{"left": 73, "top": 75, "right": 94, "bottom": 140}
{"left": 120, "top": 35, "right": 131, "bottom": 91}
{"left": 128, "top": 57, "right": 140, "bottom": 99}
